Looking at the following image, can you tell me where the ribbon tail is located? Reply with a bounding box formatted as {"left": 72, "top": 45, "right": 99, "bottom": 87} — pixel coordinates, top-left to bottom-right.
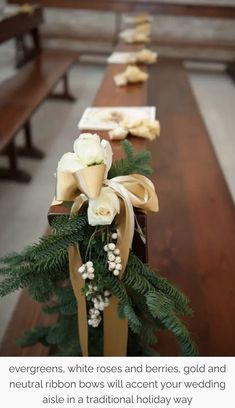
{"left": 103, "top": 194, "right": 134, "bottom": 356}
{"left": 68, "top": 194, "right": 89, "bottom": 356}
{"left": 69, "top": 245, "right": 88, "bottom": 357}
{"left": 103, "top": 295, "right": 128, "bottom": 356}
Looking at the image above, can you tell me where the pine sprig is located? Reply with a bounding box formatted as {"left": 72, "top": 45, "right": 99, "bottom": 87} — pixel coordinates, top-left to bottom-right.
{"left": 108, "top": 140, "right": 152, "bottom": 178}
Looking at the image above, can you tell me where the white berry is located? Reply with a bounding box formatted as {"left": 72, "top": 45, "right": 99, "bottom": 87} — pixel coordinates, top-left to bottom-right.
{"left": 113, "top": 269, "right": 119, "bottom": 276}
{"left": 109, "top": 262, "right": 116, "bottom": 270}
{"left": 78, "top": 265, "right": 86, "bottom": 273}
{"left": 104, "top": 244, "right": 108, "bottom": 252}
{"left": 112, "top": 233, "right": 118, "bottom": 239}
{"left": 115, "top": 256, "right": 121, "bottom": 263}
{"left": 108, "top": 243, "right": 116, "bottom": 250}
{"left": 114, "top": 248, "right": 120, "bottom": 255}
{"left": 82, "top": 272, "right": 88, "bottom": 279}
{"left": 87, "top": 267, "right": 94, "bottom": 273}
{"left": 89, "top": 273, "right": 95, "bottom": 280}
{"left": 86, "top": 261, "right": 93, "bottom": 268}
{"left": 104, "top": 290, "right": 110, "bottom": 296}
{"left": 116, "top": 263, "right": 122, "bottom": 270}
{"left": 108, "top": 254, "right": 115, "bottom": 262}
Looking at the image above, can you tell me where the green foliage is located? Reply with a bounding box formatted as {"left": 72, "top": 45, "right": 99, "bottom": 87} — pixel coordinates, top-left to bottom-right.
{"left": 0, "top": 141, "right": 197, "bottom": 356}
{"left": 108, "top": 140, "right": 152, "bottom": 178}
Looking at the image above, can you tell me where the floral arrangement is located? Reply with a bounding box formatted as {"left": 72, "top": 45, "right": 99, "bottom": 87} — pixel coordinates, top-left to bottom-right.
{"left": 0, "top": 134, "right": 197, "bottom": 356}
{"left": 114, "top": 65, "right": 149, "bottom": 87}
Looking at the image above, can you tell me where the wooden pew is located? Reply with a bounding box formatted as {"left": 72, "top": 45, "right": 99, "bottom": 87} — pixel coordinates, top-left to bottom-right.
{"left": 0, "top": 5, "right": 43, "bottom": 68}
{"left": 0, "top": 49, "right": 78, "bottom": 182}
{"left": 83, "top": 46, "right": 235, "bottom": 355}
{"left": 1, "top": 45, "right": 235, "bottom": 356}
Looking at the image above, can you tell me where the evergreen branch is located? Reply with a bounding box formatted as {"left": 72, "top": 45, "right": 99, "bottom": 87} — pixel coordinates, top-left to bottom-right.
{"left": 108, "top": 140, "right": 152, "bottom": 178}
{"left": 17, "top": 326, "right": 51, "bottom": 347}
{"left": 129, "top": 252, "right": 192, "bottom": 315}
{"left": 146, "top": 291, "right": 198, "bottom": 356}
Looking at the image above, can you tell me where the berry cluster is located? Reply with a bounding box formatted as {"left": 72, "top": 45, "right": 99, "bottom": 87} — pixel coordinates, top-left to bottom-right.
{"left": 77, "top": 231, "right": 121, "bottom": 329}
{"left": 104, "top": 232, "right": 122, "bottom": 276}
{"left": 78, "top": 261, "right": 95, "bottom": 280}
{"left": 86, "top": 284, "right": 111, "bottom": 328}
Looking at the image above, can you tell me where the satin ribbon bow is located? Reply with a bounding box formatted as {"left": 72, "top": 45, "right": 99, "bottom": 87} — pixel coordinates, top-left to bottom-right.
{"left": 56, "top": 163, "right": 158, "bottom": 356}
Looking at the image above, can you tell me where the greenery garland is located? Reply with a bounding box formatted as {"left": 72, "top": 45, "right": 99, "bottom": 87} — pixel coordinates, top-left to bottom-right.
{"left": 0, "top": 141, "right": 197, "bottom": 356}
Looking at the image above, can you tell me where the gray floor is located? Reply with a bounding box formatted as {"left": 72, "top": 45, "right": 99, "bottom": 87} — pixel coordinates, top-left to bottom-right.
{"left": 0, "top": 45, "right": 235, "bottom": 343}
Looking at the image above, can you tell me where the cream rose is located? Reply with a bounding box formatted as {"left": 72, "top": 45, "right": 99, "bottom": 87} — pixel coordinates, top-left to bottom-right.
{"left": 57, "top": 133, "right": 113, "bottom": 175}
{"left": 88, "top": 186, "right": 120, "bottom": 226}
{"left": 73, "top": 133, "right": 104, "bottom": 166}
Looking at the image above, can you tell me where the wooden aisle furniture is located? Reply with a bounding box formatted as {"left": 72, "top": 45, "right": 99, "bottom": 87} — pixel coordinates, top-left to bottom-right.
{"left": 0, "top": 6, "right": 78, "bottom": 182}
{"left": 0, "top": 49, "right": 78, "bottom": 182}
{"left": 0, "top": 5, "right": 43, "bottom": 68}
{"left": 9, "top": 0, "right": 235, "bottom": 66}
{"left": 1, "top": 43, "right": 235, "bottom": 355}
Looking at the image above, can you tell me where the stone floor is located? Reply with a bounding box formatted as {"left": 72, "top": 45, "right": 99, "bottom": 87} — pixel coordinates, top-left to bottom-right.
{"left": 0, "top": 37, "right": 235, "bottom": 343}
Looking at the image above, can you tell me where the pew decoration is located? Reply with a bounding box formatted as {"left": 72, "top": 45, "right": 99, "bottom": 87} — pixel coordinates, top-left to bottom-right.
{"left": 0, "top": 133, "right": 197, "bottom": 357}
{"left": 108, "top": 49, "right": 158, "bottom": 65}
{"left": 114, "top": 65, "right": 149, "bottom": 87}
{"left": 109, "top": 118, "right": 160, "bottom": 141}
{"left": 136, "top": 48, "right": 158, "bottom": 64}
{"left": 119, "top": 27, "right": 151, "bottom": 44}
{"left": 124, "top": 12, "right": 153, "bottom": 25}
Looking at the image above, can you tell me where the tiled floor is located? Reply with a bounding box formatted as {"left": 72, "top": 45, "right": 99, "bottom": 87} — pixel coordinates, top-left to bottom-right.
{"left": 0, "top": 42, "right": 234, "bottom": 343}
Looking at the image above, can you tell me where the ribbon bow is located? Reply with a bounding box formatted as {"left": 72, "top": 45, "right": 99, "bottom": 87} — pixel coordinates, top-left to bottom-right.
{"left": 56, "top": 162, "right": 158, "bottom": 356}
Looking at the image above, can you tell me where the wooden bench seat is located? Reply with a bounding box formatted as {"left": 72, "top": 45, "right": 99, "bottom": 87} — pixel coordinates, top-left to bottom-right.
{"left": 0, "top": 49, "right": 78, "bottom": 182}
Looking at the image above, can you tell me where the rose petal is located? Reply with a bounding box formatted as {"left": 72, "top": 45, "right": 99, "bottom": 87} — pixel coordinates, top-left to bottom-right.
{"left": 101, "top": 139, "right": 113, "bottom": 178}
{"left": 57, "top": 152, "right": 85, "bottom": 172}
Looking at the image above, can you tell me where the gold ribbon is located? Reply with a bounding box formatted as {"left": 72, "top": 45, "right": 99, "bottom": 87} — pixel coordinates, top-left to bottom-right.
{"left": 56, "top": 165, "right": 158, "bottom": 356}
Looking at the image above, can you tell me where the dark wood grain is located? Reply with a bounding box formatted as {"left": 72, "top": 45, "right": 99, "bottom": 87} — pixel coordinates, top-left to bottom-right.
{"left": 0, "top": 49, "right": 78, "bottom": 109}
{"left": 146, "top": 60, "right": 235, "bottom": 356}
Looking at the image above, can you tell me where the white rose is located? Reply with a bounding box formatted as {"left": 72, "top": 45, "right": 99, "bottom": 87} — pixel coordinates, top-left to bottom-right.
{"left": 57, "top": 133, "right": 113, "bottom": 175}
{"left": 88, "top": 186, "right": 120, "bottom": 226}
{"left": 73, "top": 133, "right": 104, "bottom": 166}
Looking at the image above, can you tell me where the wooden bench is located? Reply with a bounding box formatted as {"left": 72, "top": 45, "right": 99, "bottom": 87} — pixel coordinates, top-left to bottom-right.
{"left": 0, "top": 5, "right": 43, "bottom": 68}
{"left": 1, "top": 45, "right": 235, "bottom": 356}
{"left": 0, "top": 49, "right": 78, "bottom": 182}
